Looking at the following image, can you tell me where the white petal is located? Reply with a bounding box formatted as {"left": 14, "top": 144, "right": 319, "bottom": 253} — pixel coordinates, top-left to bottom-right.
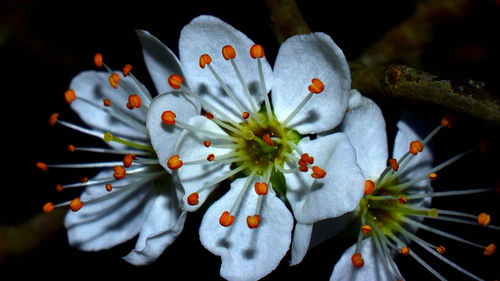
{"left": 123, "top": 176, "right": 186, "bottom": 266}
{"left": 146, "top": 93, "right": 200, "bottom": 172}
{"left": 199, "top": 177, "right": 293, "bottom": 281}
{"left": 286, "top": 133, "right": 364, "bottom": 224}
{"left": 64, "top": 170, "right": 155, "bottom": 251}
{"left": 136, "top": 30, "right": 185, "bottom": 95}
{"left": 341, "top": 89, "right": 388, "bottom": 179}
{"left": 272, "top": 32, "right": 350, "bottom": 134}
{"left": 179, "top": 15, "right": 273, "bottom": 121}
{"left": 69, "top": 71, "right": 148, "bottom": 141}
{"left": 176, "top": 115, "right": 233, "bottom": 211}
{"left": 290, "top": 223, "right": 312, "bottom": 266}
{"left": 393, "top": 113, "right": 434, "bottom": 189}
{"left": 330, "top": 240, "right": 394, "bottom": 281}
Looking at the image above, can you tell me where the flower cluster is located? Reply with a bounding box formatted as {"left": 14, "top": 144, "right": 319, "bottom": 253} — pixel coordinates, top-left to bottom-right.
{"left": 37, "top": 15, "right": 497, "bottom": 281}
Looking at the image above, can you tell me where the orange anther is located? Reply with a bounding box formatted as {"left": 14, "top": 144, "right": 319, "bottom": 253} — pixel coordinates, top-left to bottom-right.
{"left": 49, "top": 113, "right": 59, "bottom": 126}
{"left": 222, "top": 45, "right": 236, "bottom": 60}
{"left": 436, "top": 245, "right": 446, "bottom": 254}
{"left": 389, "top": 158, "right": 399, "bottom": 171}
{"left": 254, "top": 182, "right": 268, "bottom": 195}
{"left": 56, "top": 184, "right": 63, "bottom": 192}
{"left": 361, "top": 225, "right": 371, "bottom": 234}
{"left": 103, "top": 99, "right": 111, "bottom": 107}
{"left": 298, "top": 161, "right": 308, "bottom": 172}
{"left": 168, "top": 74, "right": 184, "bottom": 89}
{"left": 199, "top": 54, "right": 212, "bottom": 69}
{"left": 398, "top": 195, "right": 408, "bottom": 204}
{"left": 205, "top": 112, "right": 214, "bottom": 120}
{"left": 207, "top": 153, "right": 215, "bottom": 161}
{"left": 70, "top": 198, "right": 84, "bottom": 212}
{"left": 64, "top": 89, "right": 76, "bottom": 104}
{"left": 401, "top": 246, "right": 410, "bottom": 256}
{"left": 308, "top": 78, "right": 325, "bottom": 94}
{"left": 80, "top": 177, "right": 89, "bottom": 183}
{"left": 36, "top": 162, "right": 48, "bottom": 172}
{"left": 441, "top": 114, "right": 455, "bottom": 128}
{"left": 94, "top": 53, "right": 103, "bottom": 68}
{"left": 123, "top": 153, "right": 133, "bottom": 168}
{"left": 43, "top": 202, "right": 54, "bottom": 213}
{"left": 247, "top": 214, "right": 261, "bottom": 229}
{"left": 204, "top": 140, "right": 211, "bottom": 147}
{"left": 478, "top": 212, "right": 491, "bottom": 227}
{"left": 122, "top": 64, "right": 133, "bottom": 77}
{"left": 128, "top": 94, "right": 141, "bottom": 109}
{"left": 109, "top": 73, "right": 120, "bottom": 89}
{"left": 105, "top": 184, "right": 112, "bottom": 192}
{"left": 250, "top": 44, "right": 265, "bottom": 59}
{"left": 364, "top": 180, "right": 375, "bottom": 195}
{"left": 351, "top": 253, "right": 364, "bottom": 268}
{"left": 66, "top": 144, "right": 75, "bottom": 152}
{"left": 113, "top": 166, "right": 126, "bottom": 180}
{"left": 187, "top": 192, "right": 199, "bottom": 206}
{"left": 409, "top": 140, "right": 424, "bottom": 155}
{"left": 429, "top": 172, "right": 438, "bottom": 180}
{"left": 242, "top": 112, "right": 250, "bottom": 119}
{"left": 262, "top": 133, "right": 274, "bottom": 146}
{"left": 161, "top": 110, "right": 176, "bottom": 125}
{"left": 301, "top": 153, "right": 314, "bottom": 165}
{"left": 483, "top": 243, "right": 496, "bottom": 256}
{"left": 311, "top": 166, "right": 326, "bottom": 179}
{"left": 219, "top": 211, "right": 235, "bottom": 227}
{"left": 167, "top": 155, "right": 183, "bottom": 170}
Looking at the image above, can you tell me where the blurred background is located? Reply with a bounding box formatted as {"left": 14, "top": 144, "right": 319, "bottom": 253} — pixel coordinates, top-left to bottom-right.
{"left": 1, "top": 0, "right": 499, "bottom": 279}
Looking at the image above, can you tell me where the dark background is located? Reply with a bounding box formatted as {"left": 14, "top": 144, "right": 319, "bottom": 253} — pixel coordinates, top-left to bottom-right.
{"left": 1, "top": 0, "right": 498, "bottom": 280}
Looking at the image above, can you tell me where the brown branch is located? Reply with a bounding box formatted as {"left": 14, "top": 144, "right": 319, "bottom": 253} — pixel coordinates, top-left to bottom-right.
{"left": 350, "top": 63, "right": 500, "bottom": 124}
{"left": 265, "top": 0, "right": 311, "bottom": 44}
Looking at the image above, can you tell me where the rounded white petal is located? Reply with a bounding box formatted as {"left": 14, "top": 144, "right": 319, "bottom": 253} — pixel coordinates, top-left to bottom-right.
{"left": 136, "top": 30, "right": 185, "bottom": 95}
{"left": 176, "top": 115, "right": 233, "bottom": 211}
{"left": 69, "top": 71, "right": 148, "bottom": 141}
{"left": 272, "top": 32, "right": 350, "bottom": 134}
{"left": 330, "top": 240, "right": 394, "bottom": 281}
{"left": 341, "top": 89, "right": 388, "bottom": 179}
{"left": 64, "top": 170, "right": 155, "bottom": 251}
{"left": 179, "top": 15, "right": 273, "bottom": 121}
{"left": 146, "top": 93, "right": 200, "bottom": 172}
{"left": 286, "top": 133, "right": 365, "bottom": 224}
{"left": 123, "top": 176, "right": 186, "bottom": 266}
{"left": 199, "top": 177, "right": 293, "bottom": 281}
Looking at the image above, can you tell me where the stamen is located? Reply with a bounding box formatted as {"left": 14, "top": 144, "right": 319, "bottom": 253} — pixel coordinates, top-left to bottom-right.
{"left": 204, "top": 140, "right": 211, "bottom": 147}
{"left": 406, "top": 188, "right": 495, "bottom": 200}
{"left": 81, "top": 177, "right": 89, "bottom": 183}
{"left": 105, "top": 184, "right": 112, "bottom": 192}
{"left": 483, "top": 243, "right": 496, "bottom": 256}
{"left": 64, "top": 89, "right": 76, "bottom": 104}
{"left": 389, "top": 158, "right": 399, "bottom": 171}
{"left": 207, "top": 153, "right": 215, "bottom": 162}
{"left": 281, "top": 78, "right": 324, "bottom": 127}
{"left": 122, "top": 64, "right": 133, "bottom": 77}
{"left": 351, "top": 253, "right": 364, "bottom": 268}
{"left": 43, "top": 202, "right": 54, "bottom": 213}
{"left": 69, "top": 198, "right": 84, "bottom": 212}
{"left": 168, "top": 74, "right": 184, "bottom": 89}
{"left": 222, "top": 45, "right": 236, "bottom": 60}
{"left": 409, "top": 140, "right": 424, "bottom": 155}
{"left": 199, "top": 54, "right": 212, "bottom": 69}
{"left": 113, "top": 166, "right": 126, "bottom": 180}
{"left": 36, "top": 162, "right": 48, "bottom": 172}
{"left": 66, "top": 144, "right": 75, "bottom": 152}
{"left": 254, "top": 182, "right": 268, "bottom": 195}
{"left": 219, "top": 211, "right": 235, "bottom": 227}
{"left": 167, "top": 155, "right": 183, "bottom": 170}
{"left": 103, "top": 132, "right": 154, "bottom": 152}
{"left": 109, "top": 73, "right": 120, "bottom": 89}
{"left": 56, "top": 184, "right": 63, "bottom": 192}
{"left": 429, "top": 172, "right": 438, "bottom": 180}
{"left": 247, "top": 214, "right": 260, "bottom": 229}
{"left": 311, "top": 166, "right": 326, "bottom": 179}
{"left": 123, "top": 153, "right": 134, "bottom": 168}
{"left": 361, "top": 225, "right": 371, "bottom": 234}
{"left": 94, "top": 53, "right": 103, "bottom": 68}
{"left": 477, "top": 213, "right": 491, "bottom": 227}
{"left": 161, "top": 110, "right": 176, "bottom": 125}
{"left": 401, "top": 246, "right": 410, "bottom": 256}
{"left": 229, "top": 169, "right": 257, "bottom": 214}
{"left": 187, "top": 192, "right": 199, "bottom": 206}
{"left": 49, "top": 113, "right": 59, "bottom": 126}
{"left": 364, "top": 180, "right": 375, "bottom": 195}
{"left": 251, "top": 44, "right": 273, "bottom": 122}
{"left": 262, "top": 133, "right": 274, "bottom": 146}
{"left": 250, "top": 44, "right": 264, "bottom": 59}
{"left": 127, "top": 94, "right": 142, "bottom": 109}
{"left": 398, "top": 195, "right": 408, "bottom": 204}
{"left": 242, "top": 112, "right": 250, "bottom": 119}
{"left": 441, "top": 114, "right": 455, "bottom": 128}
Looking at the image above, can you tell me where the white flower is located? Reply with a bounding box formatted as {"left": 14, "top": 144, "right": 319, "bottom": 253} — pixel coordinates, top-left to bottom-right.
{"left": 327, "top": 90, "right": 498, "bottom": 281}
{"left": 38, "top": 48, "right": 187, "bottom": 265}
{"left": 145, "top": 15, "right": 364, "bottom": 280}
